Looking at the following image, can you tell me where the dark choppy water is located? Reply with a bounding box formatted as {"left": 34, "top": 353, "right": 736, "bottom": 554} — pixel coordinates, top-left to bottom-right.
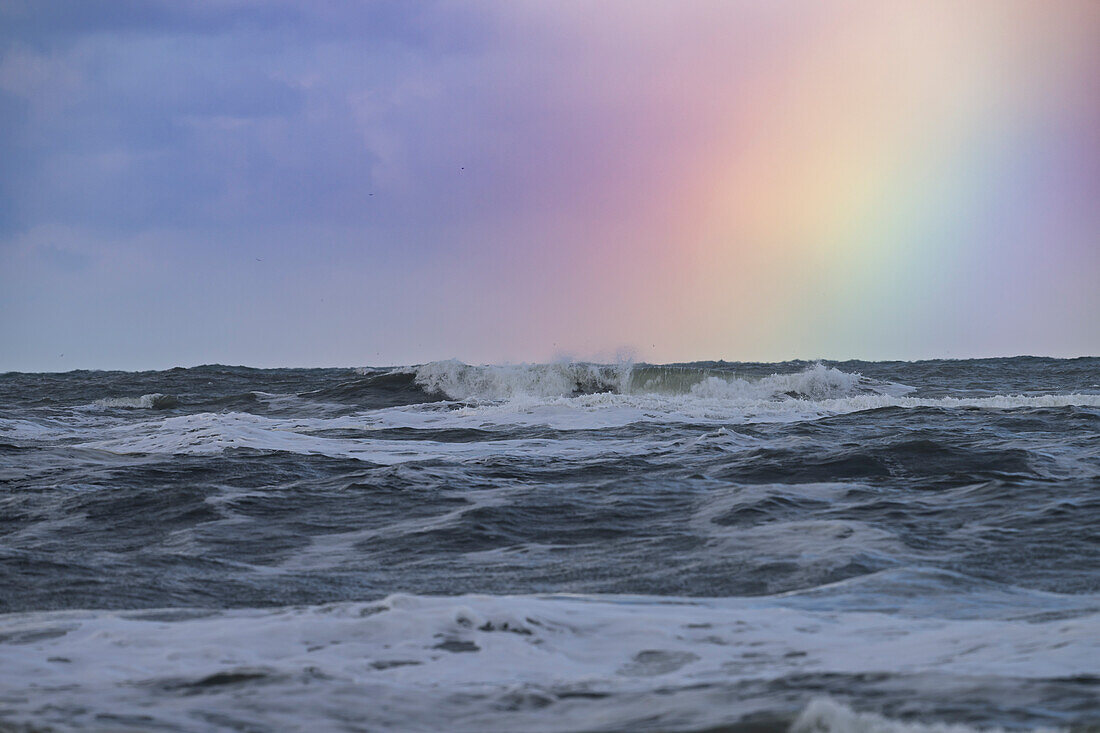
{"left": 1, "top": 358, "right": 1099, "bottom": 732}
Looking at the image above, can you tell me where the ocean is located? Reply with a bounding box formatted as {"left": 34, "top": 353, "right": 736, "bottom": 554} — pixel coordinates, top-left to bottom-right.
{"left": 1, "top": 357, "right": 1098, "bottom": 732}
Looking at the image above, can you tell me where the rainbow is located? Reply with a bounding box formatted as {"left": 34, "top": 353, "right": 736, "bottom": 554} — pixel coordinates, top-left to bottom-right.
{"left": 489, "top": 1, "right": 1100, "bottom": 362}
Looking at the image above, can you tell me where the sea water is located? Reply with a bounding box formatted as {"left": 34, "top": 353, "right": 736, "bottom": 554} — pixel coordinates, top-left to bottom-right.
{"left": 1, "top": 358, "right": 1098, "bottom": 731}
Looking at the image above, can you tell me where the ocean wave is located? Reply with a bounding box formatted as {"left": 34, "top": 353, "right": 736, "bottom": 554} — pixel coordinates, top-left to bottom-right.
{"left": 791, "top": 698, "right": 1062, "bottom": 733}
{"left": 360, "top": 390, "right": 1100, "bottom": 433}
{"left": 407, "top": 360, "right": 915, "bottom": 404}
{"left": 69, "top": 388, "right": 1100, "bottom": 463}
{"left": 684, "top": 363, "right": 914, "bottom": 400}
{"left": 0, "top": 416, "right": 61, "bottom": 440}
{"left": 306, "top": 369, "right": 449, "bottom": 408}
{"left": 7, "top": 359, "right": 1100, "bottom": 732}
{"left": 92, "top": 393, "right": 178, "bottom": 409}
{"left": 411, "top": 359, "right": 633, "bottom": 400}
{"left": 72, "top": 411, "right": 661, "bottom": 464}
{"left": 0, "top": 590, "right": 1092, "bottom": 731}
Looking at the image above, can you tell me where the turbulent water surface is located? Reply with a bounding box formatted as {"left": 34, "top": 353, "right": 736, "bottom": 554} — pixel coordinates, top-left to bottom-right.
{"left": 1, "top": 358, "right": 1099, "bottom": 732}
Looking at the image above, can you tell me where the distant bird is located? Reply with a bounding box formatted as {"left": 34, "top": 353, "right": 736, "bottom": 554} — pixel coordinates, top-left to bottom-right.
{"left": 255, "top": 258, "right": 263, "bottom": 262}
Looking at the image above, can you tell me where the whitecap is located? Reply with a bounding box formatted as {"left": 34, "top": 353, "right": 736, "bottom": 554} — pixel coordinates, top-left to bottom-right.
{"left": 92, "top": 393, "right": 178, "bottom": 409}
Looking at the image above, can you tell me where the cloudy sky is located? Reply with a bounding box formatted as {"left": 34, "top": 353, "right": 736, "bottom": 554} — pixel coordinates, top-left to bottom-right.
{"left": 2, "top": 1, "right": 1098, "bottom": 371}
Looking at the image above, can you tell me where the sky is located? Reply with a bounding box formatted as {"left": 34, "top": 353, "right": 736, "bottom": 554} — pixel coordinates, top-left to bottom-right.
{"left": 1, "top": 0, "right": 1098, "bottom": 371}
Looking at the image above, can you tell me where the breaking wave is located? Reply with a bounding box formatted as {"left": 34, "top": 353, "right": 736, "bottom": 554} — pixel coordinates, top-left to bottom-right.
{"left": 790, "top": 698, "right": 1062, "bottom": 733}
{"left": 410, "top": 360, "right": 632, "bottom": 400}
{"left": 5, "top": 357, "right": 1100, "bottom": 731}
{"left": 93, "top": 393, "right": 179, "bottom": 409}
{"left": 1, "top": 590, "right": 1090, "bottom": 732}
{"left": 407, "top": 360, "right": 912, "bottom": 403}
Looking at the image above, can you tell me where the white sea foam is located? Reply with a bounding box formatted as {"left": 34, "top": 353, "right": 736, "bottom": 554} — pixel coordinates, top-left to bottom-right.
{"left": 396, "top": 361, "right": 1099, "bottom": 431}
{"left": 409, "top": 360, "right": 904, "bottom": 403}
{"left": 358, "top": 389, "right": 1100, "bottom": 433}
{"left": 67, "top": 384, "right": 1100, "bottom": 462}
{"left": 92, "top": 393, "right": 178, "bottom": 409}
{"left": 412, "top": 359, "right": 633, "bottom": 400}
{"left": 52, "top": 363, "right": 1100, "bottom": 464}
{"left": 0, "top": 591, "right": 1092, "bottom": 731}
{"left": 689, "top": 363, "right": 864, "bottom": 400}
{"left": 791, "top": 698, "right": 1061, "bottom": 733}
{"left": 73, "top": 411, "right": 672, "bottom": 464}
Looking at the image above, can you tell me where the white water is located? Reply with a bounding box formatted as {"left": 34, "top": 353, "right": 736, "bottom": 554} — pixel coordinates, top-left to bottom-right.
{"left": 0, "top": 588, "right": 1092, "bottom": 732}
{"left": 53, "top": 363, "right": 1100, "bottom": 460}
{"left": 408, "top": 361, "right": 912, "bottom": 402}
{"left": 92, "top": 393, "right": 178, "bottom": 409}
{"left": 5, "top": 361, "right": 1099, "bottom": 731}
{"left": 9, "top": 364, "right": 1099, "bottom": 464}
{"left": 790, "top": 698, "right": 1061, "bottom": 733}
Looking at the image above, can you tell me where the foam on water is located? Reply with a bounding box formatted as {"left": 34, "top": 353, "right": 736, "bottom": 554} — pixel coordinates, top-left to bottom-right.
{"left": 66, "top": 384, "right": 1100, "bottom": 462}
{"left": 790, "top": 698, "right": 1061, "bottom": 733}
{"left": 388, "top": 361, "right": 1099, "bottom": 431}
{"left": 409, "top": 361, "right": 911, "bottom": 402}
{"left": 411, "top": 359, "right": 633, "bottom": 400}
{"left": 362, "top": 389, "right": 1100, "bottom": 434}
{"left": 73, "top": 410, "right": 671, "bottom": 464}
{"left": 0, "top": 589, "right": 1093, "bottom": 731}
{"left": 690, "top": 363, "right": 855, "bottom": 400}
{"left": 4, "top": 359, "right": 1100, "bottom": 730}
{"left": 92, "top": 393, "right": 179, "bottom": 409}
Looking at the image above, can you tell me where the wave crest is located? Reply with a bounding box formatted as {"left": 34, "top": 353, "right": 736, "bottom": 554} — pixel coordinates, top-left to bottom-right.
{"left": 687, "top": 363, "right": 865, "bottom": 400}
{"left": 410, "top": 361, "right": 909, "bottom": 403}
{"left": 411, "top": 360, "right": 631, "bottom": 401}
{"left": 93, "top": 393, "right": 179, "bottom": 409}
{"left": 791, "top": 698, "right": 1062, "bottom": 733}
